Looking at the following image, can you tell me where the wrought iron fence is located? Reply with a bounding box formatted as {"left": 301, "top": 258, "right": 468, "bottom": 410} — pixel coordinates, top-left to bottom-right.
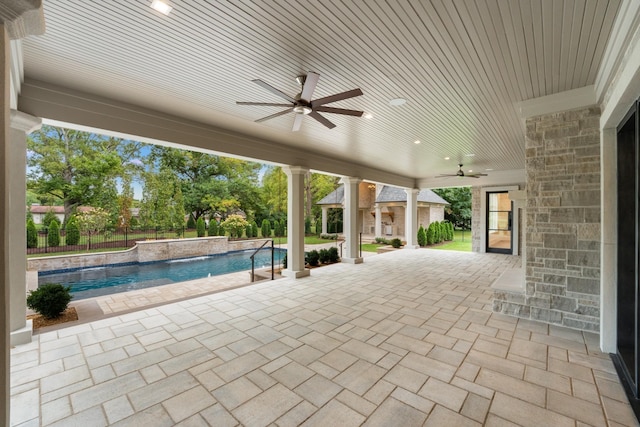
{"left": 27, "top": 226, "right": 192, "bottom": 255}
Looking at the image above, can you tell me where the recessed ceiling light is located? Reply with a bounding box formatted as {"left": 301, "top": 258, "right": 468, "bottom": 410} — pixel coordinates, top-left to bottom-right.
{"left": 444, "top": 157, "right": 450, "bottom": 160}
{"left": 414, "top": 140, "right": 420, "bottom": 144}
{"left": 465, "top": 153, "right": 475, "bottom": 157}
{"left": 363, "top": 113, "right": 373, "bottom": 119}
{"left": 151, "top": 0, "right": 173, "bottom": 15}
{"left": 389, "top": 98, "right": 407, "bottom": 106}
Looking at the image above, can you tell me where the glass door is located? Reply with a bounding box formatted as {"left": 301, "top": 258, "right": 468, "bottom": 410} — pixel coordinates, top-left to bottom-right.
{"left": 486, "top": 191, "right": 512, "bottom": 254}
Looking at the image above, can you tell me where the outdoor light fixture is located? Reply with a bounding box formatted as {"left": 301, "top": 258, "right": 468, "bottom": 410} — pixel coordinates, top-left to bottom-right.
{"left": 151, "top": 0, "right": 173, "bottom": 15}
{"left": 292, "top": 105, "right": 312, "bottom": 115}
{"left": 363, "top": 113, "right": 373, "bottom": 119}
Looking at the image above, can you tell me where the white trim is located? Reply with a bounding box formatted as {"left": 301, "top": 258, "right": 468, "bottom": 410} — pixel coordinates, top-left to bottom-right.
{"left": 595, "top": 0, "right": 640, "bottom": 103}
{"left": 517, "top": 86, "right": 596, "bottom": 119}
{"left": 480, "top": 186, "right": 519, "bottom": 255}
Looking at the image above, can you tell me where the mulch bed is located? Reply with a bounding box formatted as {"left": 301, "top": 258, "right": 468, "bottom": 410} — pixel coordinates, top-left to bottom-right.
{"left": 27, "top": 307, "right": 78, "bottom": 330}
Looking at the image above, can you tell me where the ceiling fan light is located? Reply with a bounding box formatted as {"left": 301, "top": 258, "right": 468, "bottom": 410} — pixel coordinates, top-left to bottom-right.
{"left": 293, "top": 105, "right": 312, "bottom": 115}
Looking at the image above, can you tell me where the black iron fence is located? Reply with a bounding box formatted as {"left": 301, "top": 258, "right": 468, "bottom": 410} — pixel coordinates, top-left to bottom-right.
{"left": 27, "top": 227, "right": 193, "bottom": 255}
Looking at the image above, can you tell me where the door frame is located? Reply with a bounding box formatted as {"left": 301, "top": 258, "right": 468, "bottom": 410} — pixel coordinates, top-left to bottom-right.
{"left": 480, "top": 186, "right": 519, "bottom": 255}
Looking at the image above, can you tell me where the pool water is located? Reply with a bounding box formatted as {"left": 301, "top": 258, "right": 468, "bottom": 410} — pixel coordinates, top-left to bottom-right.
{"left": 38, "top": 249, "right": 286, "bottom": 300}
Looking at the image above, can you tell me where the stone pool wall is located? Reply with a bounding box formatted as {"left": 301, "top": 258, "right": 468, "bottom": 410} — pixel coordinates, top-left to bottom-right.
{"left": 28, "top": 237, "right": 274, "bottom": 273}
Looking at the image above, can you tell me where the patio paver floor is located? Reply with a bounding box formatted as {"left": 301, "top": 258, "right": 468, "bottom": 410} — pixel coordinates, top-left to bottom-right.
{"left": 11, "top": 249, "right": 638, "bottom": 426}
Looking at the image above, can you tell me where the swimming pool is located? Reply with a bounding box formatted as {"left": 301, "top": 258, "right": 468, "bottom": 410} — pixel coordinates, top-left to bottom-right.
{"left": 38, "top": 248, "right": 286, "bottom": 300}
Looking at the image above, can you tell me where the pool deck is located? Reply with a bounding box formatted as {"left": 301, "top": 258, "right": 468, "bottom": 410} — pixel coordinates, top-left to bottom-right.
{"left": 11, "top": 248, "right": 638, "bottom": 426}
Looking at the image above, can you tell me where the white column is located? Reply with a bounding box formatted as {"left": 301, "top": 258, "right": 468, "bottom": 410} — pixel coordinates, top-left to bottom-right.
{"left": 10, "top": 111, "right": 41, "bottom": 346}
{"left": 321, "top": 206, "right": 328, "bottom": 235}
{"left": 374, "top": 204, "right": 382, "bottom": 237}
{"left": 282, "top": 166, "right": 310, "bottom": 278}
{"left": 0, "top": 24, "right": 9, "bottom": 427}
{"left": 342, "top": 176, "right": 363, "bottom": 264}
{"left": 404, "top": 188, "right": 419, "bottom": 249}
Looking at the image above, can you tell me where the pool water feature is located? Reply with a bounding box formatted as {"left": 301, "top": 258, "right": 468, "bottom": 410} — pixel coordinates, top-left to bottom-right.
{"left": 38, "top": 248, "right": 286, "bottom": 300}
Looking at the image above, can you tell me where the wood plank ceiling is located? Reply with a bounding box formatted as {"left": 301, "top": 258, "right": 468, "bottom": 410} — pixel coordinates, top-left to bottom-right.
{"left": 20, "top": 0, "right": 621, "bottom": 182}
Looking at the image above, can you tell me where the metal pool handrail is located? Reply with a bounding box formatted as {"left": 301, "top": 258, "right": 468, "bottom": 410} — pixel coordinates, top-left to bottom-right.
{"left": 250, "top": 239, "right": 275, "bottom": 282}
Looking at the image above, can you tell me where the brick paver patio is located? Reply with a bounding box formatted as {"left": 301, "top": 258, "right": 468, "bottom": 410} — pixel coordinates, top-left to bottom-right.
{"left": 10, "top": 249, "right": 638, "bottom": 426}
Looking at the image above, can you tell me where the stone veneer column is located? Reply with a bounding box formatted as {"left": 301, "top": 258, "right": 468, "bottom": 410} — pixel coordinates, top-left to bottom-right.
{"left": 471, "top": 187, "right": 481, "bottom": 252}
{"left": 10, "top": 111, "right": 41, "bottom": 346}
{"left": 282, "top": 166, "right": 310, "bottom": 278}
{"left": 342, "top": 176, "right": 363, "bottom": 263}
{"left": 524, "top": 106, "right": 601, "bottom": 331}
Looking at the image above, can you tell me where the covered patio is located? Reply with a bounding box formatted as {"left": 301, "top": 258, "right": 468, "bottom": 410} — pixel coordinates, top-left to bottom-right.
{"left": 10, "top": 249, "right": 636, "bottom": 426}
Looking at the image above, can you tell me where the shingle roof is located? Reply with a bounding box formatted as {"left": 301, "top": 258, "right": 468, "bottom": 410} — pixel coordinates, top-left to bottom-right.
{"left": 376, "top": 186, "right": 449, "bottom": 205}
{"left": 316, "top": 185, "right": 449, "bottom": 205}
{"left": 316, "top": 185, "right": 345, "bottom": 205}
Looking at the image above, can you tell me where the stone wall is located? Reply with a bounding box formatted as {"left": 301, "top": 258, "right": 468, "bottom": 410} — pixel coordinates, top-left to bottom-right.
{"left": 472, "top": 187, "right": 482, "bottom": 252}
{"left": 28, "top": 237, "right": 272, "bottom": 273}
{"left": 496, "top": 106, "right": 601, "bottom": 331}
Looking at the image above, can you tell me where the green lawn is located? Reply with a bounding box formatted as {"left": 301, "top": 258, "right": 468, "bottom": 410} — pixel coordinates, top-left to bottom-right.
{"left": 360, "top": 243, "right": 384, "bottom": 253}
{"left": 429, "top": 230, "right": 472, "bottom": 252}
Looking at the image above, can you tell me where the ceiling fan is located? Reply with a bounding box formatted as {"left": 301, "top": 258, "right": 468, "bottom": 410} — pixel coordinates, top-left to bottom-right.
{"left": 438, "top": 164, "right": 487, "bottom": 179}
{"left": 236, "top": 71, "right": 364, "bottom": 131}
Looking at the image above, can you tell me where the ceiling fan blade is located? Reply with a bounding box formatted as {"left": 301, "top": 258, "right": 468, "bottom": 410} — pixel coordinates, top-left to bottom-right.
{"left": 437, "top": 174, "right": 458, "bottom": 178}
{"left": 300, "top": 72, "right": 320, "bottom": 102}
{"left": 314, "top": 106, "right": 363, "bottom": 117}
{"left": 251, "top": 79, "right": 296, "bottom": 103}
{"left": 292, "top": 114, "right": 304, "bottom": 132}
{"left": 312, "top": 88, "right": 363, "bottom": 106}
{"left": 467, "top": 173, "right": 487, "bottom": 178}
{"left": 309, "top": 111, "right": 336, "bottom": 129}
{"left": 255, "top": 108, "right": 293, "bottom": 123}
{"left": 237, "top": 102, "right": 293, "bottom": 107}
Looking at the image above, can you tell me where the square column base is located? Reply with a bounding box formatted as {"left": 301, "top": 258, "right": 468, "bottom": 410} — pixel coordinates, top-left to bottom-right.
{"left": 10, "top": 319, "right": 33, "bottom": 346}
{"left": 341, "top": 257, "right": 364, "bottom": 264}
{"left": 282, "top": 269, "right": 311, "bottom": 279}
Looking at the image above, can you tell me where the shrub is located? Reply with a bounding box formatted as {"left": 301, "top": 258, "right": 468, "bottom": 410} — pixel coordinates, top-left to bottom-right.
{"left": 427, "top": 223, "right": 435, "bottom": 245}
{"left": 251, "top": 221, "right": 258, "bottom": 238}
{"left": 221, "top": 214, "right": 249, "bottom": 238}
{"left": 305, "top": 217, "right": 312, "bottom": 234}
{"left": 282, "top": 253, "right": 287, "bottom": 268}
{"left": 43, "top": 209, "right": 61, "bottom": 228}
{"left": 320, "top": 234, "right": 338, "bottom": 240}
{"left": 319, "top": 248, "right": 330, "bottom": 264}
{"left": 327, "top": 246, "right": 340, "bottom": 263}
{"left": 65, "top": 217, "right": 80, "bottom": 245}
{"left": 306, "top": 250, "right": 320, "bottom": 266}
{"left": 433, "top": 221, "right": 441, "bottom": 243}
{"left": 391, "top": 238, "right": 402, "bottom": 248}
{"left": 186, "top": 215, "right": 196, "bottom": 229}
{"left": 417, "top": 225, "right": 426, "bottom": 247}
{"left": 245, "top": 223, "right": 253, "bottom": 238}
{"left": 27, "top": 219, "right": 38, "bottom": 248}
{"left": 261, "top": 219, "right": 271, "bottom": 238}
{"left": 48, "top": 220, "right": 60, "bottom": 247}
{"left": 208, "top": 219, "right": 218, "bottom": 236}
{"left": 375, "top": 237, "right": 390, "bottom": 244}
{"left": 280, "top": 219, "right": 287, "bottom": 237}
{"left": 196, "top": 217, "right": 206, "bottom": 237}
{"left": 27, "top": 283, "right": 73, "bottom": 319}
{"left": 444, "top": 222, "right": 454, "bottom": 241}
{"left": 315, "top": 218, "right": 322, "bottom": 235}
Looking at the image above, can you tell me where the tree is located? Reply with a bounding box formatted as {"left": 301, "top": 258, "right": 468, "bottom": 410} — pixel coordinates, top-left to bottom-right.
{"left": 139, "top": 168, "right": 184, "bottom": 230}
{"left": 220, "top": 214, "right": 249, "bottom": 238}
{"left": 417, "top": 225, "right": 427, "bottom": 247}
{"left": 187, "top": 215, "right": 196, "bottom": 229}
{"left": 27, "top": 125, "right": 142, "bottom": 222}
{"left": 427, "top": 223, "right": 435, "bottom": 245}
{"left": 308, "top": 173, "right": 340, "bottom": 220}
{"left": 251, "top": 221, "right": 258, "bottom": 238}
{"left": 149, "top": 147, "right": 261, "bottom": 221}
{"left": 48, "top": 221, "right": 61, "bottom": 247}
{"left": 433, "top": 187, "right": 472, "bottom": 229}
{"left": 261, "top": 166, "right": 287, "bottom": 217}
{"left": 196, "top": 217, "right": 206, "bottom": 237}
{"left": 27, "top": 219, "right": 38, "bottom": 248}
{"left": 75, "top": 207, "right": 110, "bottom": 250}
{"left": 117, "top": 174, "right": 134, "bottom": 228}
